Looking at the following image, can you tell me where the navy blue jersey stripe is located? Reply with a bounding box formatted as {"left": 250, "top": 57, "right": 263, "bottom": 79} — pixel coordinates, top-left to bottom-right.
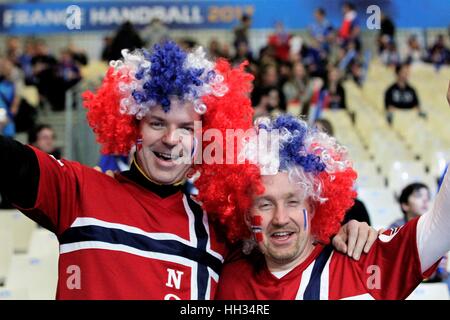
{"left": 59, "top": 225, "right": 223, "bottom": 275}
{"left": 303, "top": 245, "right": 333, "bottom": 300}
{"left": 186, "top": 195, "right": 209, "bottom": 300}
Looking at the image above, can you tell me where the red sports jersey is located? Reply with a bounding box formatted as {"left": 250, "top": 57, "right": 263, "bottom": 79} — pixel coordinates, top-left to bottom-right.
{"left": 18, "top": 147, "right": 228, "bottom": 300}
{"left": 216, "top": 217, "right": 439, "bottom": 300}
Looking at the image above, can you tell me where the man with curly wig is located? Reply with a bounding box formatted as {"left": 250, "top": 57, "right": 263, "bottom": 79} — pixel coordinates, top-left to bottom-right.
{"left": 0, "top": 41, "right": 376, "bottom": 300}
{"left": 208, "top": 111, "right": 450, "bottom": 300}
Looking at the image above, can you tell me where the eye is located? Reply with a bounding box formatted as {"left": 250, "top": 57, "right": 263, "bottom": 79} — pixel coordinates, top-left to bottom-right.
{"left": 150, "top": 122, "right": 165, "bottom": 130}
{"left": 287, "top": 200, "right": 300, "bottom": 207}
{"left": 180, "top": 127, "right": 194, "bottom": 134}
{"left": 258, "top": 202, "right": 273, "bottom": 210}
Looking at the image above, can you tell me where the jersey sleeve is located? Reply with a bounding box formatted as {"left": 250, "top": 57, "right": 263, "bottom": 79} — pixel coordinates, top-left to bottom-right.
{"left": 16, "top": 147, "right": 84, "bottom": 235}
{"left": 357, "top": 217, "right": 440, "bottom": 299}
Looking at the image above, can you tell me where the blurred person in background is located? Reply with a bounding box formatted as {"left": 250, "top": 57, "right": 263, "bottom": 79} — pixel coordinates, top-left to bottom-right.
{"left": 323, "top": 67, "right": 347, "bottom": 109}
{"left": 253, "top": 86, "right": 281, "bottom": 117}
{"left": 106, "top": 21, "right": 144, "bottom": 61}
{"left": 389, "top": 183, "right": 431, "bottom": 229}
{"left": 338, "top": 2, "right": 361, "bottom": 52}
{"left": 0, "top": 57, "right": 18, "bottom": 138}
{"left": 282, "top": 61, "right": 312, "bottom": 110}
{"left": 389, "top": 182, "right": 448, "bottom": 283}
{"left": 232, "top": 40, "right": 255, "bottom": 66}
{"left": 233, "top": 14, "right": 252, "bottom": 52}
{"left": 309, "top": 8, "right": 334, "bottom": 54}
{"left": 268, "top": 21, "right": 292, "bottom": 62}
{"left": 28, "top": 124, "right": 61, "bottom": 159}
{"left": 426, "top": 34, "right": 450, "bottom": 70}
{"left": 384, "top": 63, "right": 424, "bottom": 124}
{"left": 405, "top": 35, "right": 423, "bottom": 64}
{"left": 141, "top": 18, "right": 170, "bottom": 50}
{"left": 377, "top": 13, "right": 396, "bottom": 53}
{"left": 380, "top": 40, "right": 401, "bottom": 67}
{"left": 252, "top": 63, "right": 286, "bottom": 111}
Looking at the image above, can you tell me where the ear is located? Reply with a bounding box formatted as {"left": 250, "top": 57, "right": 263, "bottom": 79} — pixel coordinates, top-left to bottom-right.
{"left": 306, "top": 199, "right": 315, "bottom": 219}
{"left": 401, "top": 203, "right": 410, "bottom": 214}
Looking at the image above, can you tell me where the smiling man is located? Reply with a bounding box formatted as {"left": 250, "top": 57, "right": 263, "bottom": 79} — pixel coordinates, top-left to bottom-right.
{"left": 211, "top": 112, "right": 450, "bottom": 300}
{"left": 0, "top": 41, "right": 376, "bottom": 300}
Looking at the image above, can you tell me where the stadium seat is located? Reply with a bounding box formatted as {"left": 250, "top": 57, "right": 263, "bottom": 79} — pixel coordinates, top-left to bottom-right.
{"left": 0, "top": 287, "right": 29, "bottom": 300}
{"left": 5, "top": 253, "right": 58, "bottom": 300}
{"left": 406, "top": 283, "right": 450, "bottom": 300}
{"left": 0, "top": 213, "right": 13, "bottom": 285}
{"left": 10, "top": 210, "right": 37, "bottom": 253}
{"left": 28, "top": 228, "right": 59, "bottom": 259}
{"left": 357, "top": 188, "right": 401, "bottom": 229}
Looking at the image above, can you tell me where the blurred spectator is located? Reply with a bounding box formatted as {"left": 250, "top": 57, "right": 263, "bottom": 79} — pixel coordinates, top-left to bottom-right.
{"left": 141, "top": 18, "right": 170, "bottom": 50}
{"left": 233, "top": 14, "right": 252, "bottom": 51}
{"left": 309, "top": 8, "right": 334, "bottom": 53}
{"left": 232, "top": 41, "right": 255, "bottom": 65}
{"left": 19, "top": 38, "right": 37, "bottom": 83}
{"left": 380, "top": 40, "right": 401, "bottom": 67}
{"left": 59, "top": 49, "right": 82, "bottom": 85}
{"left": 101, "top": 36, "right": 114, "bottom": 62}
{"left": 301, "top": 38, "right": 328, "bottom": 78}
{"left": 258, "top": 45, "right": 277, "bottom": 67}
{"left": 405, "top": 35, "right": 423, "bottom": 64}
{"left": 426, "top": 34, "right": 450, "bottom": 69}
{"left": 377, "top": 13, "right": 396, "bottom": 53}
{"left": 107, "top": 21, "right": 144, "bottom": 61}
{"left": 208, "top": 38, "right": 226, "bottom": 59}
{"left": 30, "top": 39, "right": 62, "bottom": 110}
{"left": 384, "top": 63, "right": 424, "bottom": 123}
{"left": 268, "top": 21, "right": 292, "bottom": 62}
{"left": 67, "top": 43, "right": 89, "bottom": 66}
{"left": 0, "top": 57, "right": 18, "bottom": 138}
{"left": 28, "top": 124, "right": 61, "bottom": 159}
{"left": 389, "top": 182, "right": 430, "bottom": 229}
{"left": 282, "top": 61, "right": 311, "bottom": 106}
{"left": 252, "top": 64, "right": 286, "bottom": 111}
{"left": 338, "top": 2, "right": 361, "bottom": 52}
{"left": 313, "top": 118, "right": 334, "bottom": 135}
{"left": 324, "top": 67, "right": 347, "bottom": 109}
{"left": 343, "top": 199, "right": 371, "bottom": 225}
{"left": 5, "top": 37, "right": 21, "bottom": 66}
{"left": 253, "top": 86, "right": 280, "bottom": 117}
{"left": 388, "top": 182, "right": 448, "bottom": 282}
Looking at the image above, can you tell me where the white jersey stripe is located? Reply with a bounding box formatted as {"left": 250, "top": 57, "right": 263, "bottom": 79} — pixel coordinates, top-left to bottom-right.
{"left": 295, "top": 261, "right": 315, "bottom": 300}
{"left": 319, "top": 251, "right": 333, "bottom": 300}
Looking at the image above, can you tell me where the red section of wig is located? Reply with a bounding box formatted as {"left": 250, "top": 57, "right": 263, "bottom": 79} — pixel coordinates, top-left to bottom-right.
{"left": 83, "top": 67, "right": 140, "bottom": 155}
{"left": 311, "top": 168, "right": 358, "bottom": 244}
{"left": 194, "top": 59, "right": 264, "bottom": 243}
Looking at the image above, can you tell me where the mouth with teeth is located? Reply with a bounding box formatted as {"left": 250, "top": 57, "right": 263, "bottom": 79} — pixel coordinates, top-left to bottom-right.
{"left": 153, "top": 150, "right": 183, "bottom": 162}
{"left": 270, "top": 231, "right": 295, "bottom": 244}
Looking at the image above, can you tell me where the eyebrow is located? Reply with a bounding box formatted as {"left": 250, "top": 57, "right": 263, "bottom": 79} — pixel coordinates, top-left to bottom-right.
{"left": 254, "top": 196, "right": 274, "bottom": 202}
{"left": 147, "top": 116, "right": 166, "bottom": 122}
{"left": 148, "top": 116, "right": 194, "bottom": 127}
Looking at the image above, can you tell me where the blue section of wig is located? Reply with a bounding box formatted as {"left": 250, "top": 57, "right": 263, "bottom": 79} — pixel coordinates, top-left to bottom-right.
{"left": 132, "top": 41, "right": 207, "bottom": 112}
{"left": 259, "top": 114, "right": 326, "bottom": 173}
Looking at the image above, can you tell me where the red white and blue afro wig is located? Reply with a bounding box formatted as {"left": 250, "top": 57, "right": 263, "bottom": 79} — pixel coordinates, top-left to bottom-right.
{"left": 83, "top": 41, "right": 254, "bottom": 155}
{"left": 195, "top": 114, "right": 358, "bottom": 244}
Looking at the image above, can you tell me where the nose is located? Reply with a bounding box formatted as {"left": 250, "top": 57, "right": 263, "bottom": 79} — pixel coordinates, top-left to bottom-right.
{"left": 162, "top": 127, "right": 181, "bottom": 148}
{"left": 271, "top": 206, "right": 290, "bottom": 226}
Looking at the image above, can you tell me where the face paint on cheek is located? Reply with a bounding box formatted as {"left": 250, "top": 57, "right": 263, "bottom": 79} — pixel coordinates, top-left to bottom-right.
{"left": 303, "top": 208, "right": 308, "bottom": 231}
{"left": 251, "top": 215, "right": 263, "bottom": 242}
{"left": 191, "top": 136, "right": 198, "bottom": 158}
{"left": 136, "top": 136, "right": 143, "bottom": 151}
